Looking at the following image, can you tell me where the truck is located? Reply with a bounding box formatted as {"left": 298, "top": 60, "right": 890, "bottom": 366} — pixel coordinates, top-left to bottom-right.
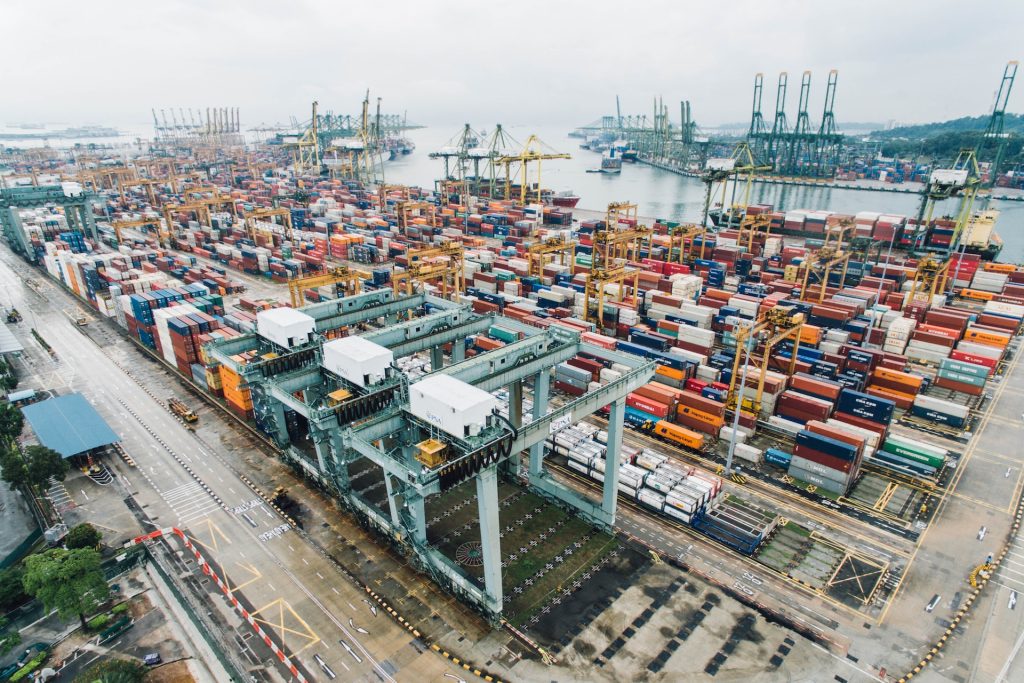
{"left": 167, "top": 397, "right": 198, "bottom": 423}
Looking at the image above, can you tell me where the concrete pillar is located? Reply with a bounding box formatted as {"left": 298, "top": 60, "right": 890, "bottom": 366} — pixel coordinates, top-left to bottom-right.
{"left": 81, "top": 203, "right": 98, "bottom": 241}
{"left": 430, "top": 345, "right": 444, "bottom": 371}
{"left": 602, "top": 398, "right": 625, "bottom": 522}
{"left": 405, "top": 491, "right": 427, "bottom": 545}
{"left": 310, "top": 425, "right": 331, "bottom": 476}
{"left": 508, "top": 380, "right": 523, "bottom": 428}
{"left": 269, "top": 400, "right": 289, "bottom": 449}
{"left": 452, "top": 339, "right": 466, "bottom": 363}
{"left": 529, "top": 369, "right": 550, "bottom": 477}
{"left": 328, "top": 431, "right": 350, "bottom": 492}
{"left": 383, "top": 473, "right": 403, "bottom": 530}
{"left": 476, "top": 464, "right": 503, "bottom": 615}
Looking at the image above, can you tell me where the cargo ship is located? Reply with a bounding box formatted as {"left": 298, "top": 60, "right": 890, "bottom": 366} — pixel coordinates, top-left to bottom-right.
{"left": 709, "top": 204, "right": 1004, "bottom": 261}
{"left": 551, "top": 190, "right": 581, "bottom": 208}
{"left": 588, "top": 150, "right": 623, "bottom": 174}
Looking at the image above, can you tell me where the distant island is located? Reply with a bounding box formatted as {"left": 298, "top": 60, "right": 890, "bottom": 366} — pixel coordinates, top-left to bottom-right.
{"left": 0, "top": 125, "right": 121, "bottom": 140}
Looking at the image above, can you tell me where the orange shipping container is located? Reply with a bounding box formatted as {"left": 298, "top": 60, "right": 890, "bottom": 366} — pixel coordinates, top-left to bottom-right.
{"left": 871, "top": 367, "right": 924, "bottom": 390}
{"left": 963, "top": 328, "right": 1011, "bottom": 348}
{"left": 799, "top": 324, "right": 822, "bottom": 346}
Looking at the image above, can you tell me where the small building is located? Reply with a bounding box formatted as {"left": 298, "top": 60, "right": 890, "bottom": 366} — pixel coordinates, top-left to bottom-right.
{"left": 323, "top": 337, "right": 393, "bottom": 388}
{"left": 20, "top": 393, "right": 120, "bottom": 458}
{"left": 256, "top": 308, "right": 315, "bottom": 350}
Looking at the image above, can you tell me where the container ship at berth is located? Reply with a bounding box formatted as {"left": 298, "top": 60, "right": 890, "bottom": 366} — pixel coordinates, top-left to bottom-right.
{"left": 710, "top": 204, "right": 1004, "bottom": 261}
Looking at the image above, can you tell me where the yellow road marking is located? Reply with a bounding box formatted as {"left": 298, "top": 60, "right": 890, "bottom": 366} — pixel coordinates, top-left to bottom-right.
{"left": 250, "top": 598, "right": 320, "bottom": 651}
{"left": 878, "top": 336, "right": 1023, "bottom": 624}
{"left": 224, "top": 562, "right": 262, "bottom": 594}
{"left": 188, "top": 518, "right": 231, "bottom": 553}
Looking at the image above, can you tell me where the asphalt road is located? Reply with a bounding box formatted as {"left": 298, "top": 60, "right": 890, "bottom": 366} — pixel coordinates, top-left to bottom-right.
{"left": 0, "top": 247, "right": 464, "bottom": 683}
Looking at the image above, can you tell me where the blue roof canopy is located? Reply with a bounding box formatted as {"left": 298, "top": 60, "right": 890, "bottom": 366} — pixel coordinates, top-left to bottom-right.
{"left": 21, "top": 393, "right": 120, "bottom": 458}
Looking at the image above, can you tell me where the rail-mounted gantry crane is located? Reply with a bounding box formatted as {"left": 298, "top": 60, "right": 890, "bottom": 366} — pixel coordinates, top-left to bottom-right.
{"left": 108, "top": 217, "right": 164, "bottom": 245}
{"left": 244, "top": 207, "right": 293, "bottom": 242}
{"left": 392, "top": 242, "right": 465, "bottom": 299}
{"left": 288, "top": 267, "right": 367, "bottom": 307}
{"left": 584, "top": 202, "right": 652, "bottom": 327}
{"left": 726, "top": 306, "right": 805, "bottom": 415}
{"left": 913, "top": 149, "right": 982, "bottom": 253}
{"left": 527, "top": 236, "right": 576, "bottom": 277}
{"left": 497, "top": 135, "right": 571, "bottom": 204}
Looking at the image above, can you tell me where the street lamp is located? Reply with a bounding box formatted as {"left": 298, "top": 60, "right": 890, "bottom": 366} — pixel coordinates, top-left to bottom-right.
{"left": 725, "top": 326, "right": 756, "bottom": 476}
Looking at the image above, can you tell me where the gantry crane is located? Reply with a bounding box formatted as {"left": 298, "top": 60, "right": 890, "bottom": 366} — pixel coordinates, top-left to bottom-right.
{"left": 584, "top": 203, "right": 652, "bottom": 326}
{"left": 109, "top": 217, "right": 163, "bottom": 245}
{"left": 396, "top": 200, "right": 437, "bottom": 232}
{"left": 527, "top": 236, "right": 575, "bottom": 277}
{"left": 799, "top": 244, "right": 851, "bottom": 303}
{"left": 288, "top": 267, "right": 367, "bottom": 307}
{"left": 665, "top": 223, "right": 709, "bottom": 264}
{"left": 700, "top": 142, "right": 772, "bottom": 228}
{"left": 734, "top": 213, "right": 772, "bottom": 255}
{"left": 497, "top": 135, "right": 571, "bottom": 204}
{"left": 393, "top": 242, "right": 465, "bottom": 299}
{"left": 162, "top": 201, "right": 212, "bottom": 244}
{"left": 727, "top": 306, "right": 805, "bottom": 414}
{"left": 913, "top": 149, "right": 982, "bottom": 253}
{"left": 244, "top": 207, "right": 293, "bottom": 242}
{"left": 284, "top": 101, "right": 322, "bottom": 175}
{"left": 907, "top": 255, "right": 951, "bottom": 305}
{"left": 980, "top": 61, "right": 1018, "bottom": 189}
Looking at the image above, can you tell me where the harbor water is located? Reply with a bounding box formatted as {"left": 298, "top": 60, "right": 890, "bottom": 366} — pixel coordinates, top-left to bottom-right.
{"left": 385, "top": 125, "right": 1024, "bottom": 263}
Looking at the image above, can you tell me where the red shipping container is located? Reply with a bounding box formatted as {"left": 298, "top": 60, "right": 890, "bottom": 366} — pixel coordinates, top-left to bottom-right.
{"left": 832, "top": 412, "right": 889, "bottom": 441}
{"left": 789, "top": 374, "right": 842, "bottom": 401}
{"left": 794, "top": 444, "right": 857, "bottom": 473}
{"left": 949, "top": 350, "right": 996, "bottom": 373}
{"left": 627, "top": 394, "right": 671, "bottom": 418}
{"left": 677, "top": 391, "right": 727, "bottom": 418}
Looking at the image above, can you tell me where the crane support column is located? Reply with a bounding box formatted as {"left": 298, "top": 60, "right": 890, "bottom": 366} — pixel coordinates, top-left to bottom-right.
{"left": 430, "top": 345, "right": 444, "bottom": 371}
{"left": 476, "top": 464, "right": 503, "bottom": 615}
{"left": 529, "top": 369, "right": 550, "bottom": 477}
{"left": 268, "top": 400, "right": 289, "bottom": 450}
{"left": 383, "top": 474, "right": 403, "bottom": 530}
{"left": 503, "top": 379, "right": 524, "bottom": 476}
{"left": 452, "top": 339, "right": 465, "bottom": 363}
{"left": 327, "top": 431, "right": 351, "bottom": 492}
{"left": 602, "top": 398, "right": 626, "bottom": 523}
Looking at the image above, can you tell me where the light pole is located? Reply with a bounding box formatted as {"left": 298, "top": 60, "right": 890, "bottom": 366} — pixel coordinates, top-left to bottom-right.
{"left": 725, "top": 327, "right": 755, "bottom": 476}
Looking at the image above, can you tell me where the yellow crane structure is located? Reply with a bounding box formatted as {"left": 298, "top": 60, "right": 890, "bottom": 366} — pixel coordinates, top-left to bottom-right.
{"left": 665, "top": 223, "right": 709, "bottom": 264}
{"left": 283, "top": 101, "right": 322, "bottom": 174}
{"left": 727, "top": 306, "right": 805, "bottom": 414}
{"left": 109, "top": 217, "right": 164, "bottom": 245}
{"left": 700, "top": 141, "right": 772, "bottom": 228}
{"left": 527, "top": 236, "right": 575, "bottom": 277}
{"left": 243, "top": 207, "right": 293, "bottom": 242}
{"left": 907, "top": 255, "right": 951, "bottom": 305}
{"left": 584, "top": 202, "right": 652, "bottom": 326}
{"left": 396, "top": 200, "right": 437, "bottom": 231}
{"left": 288, "top": 266, "right": 367, "bottom": 308}
{"left": 161, "top": 201, "right": 213, "bottom": 244}
{"left": 914, "top": 149, "right": 983, "bottom": 252}
{"left": 393, "top": 242, "right": 465, "bottom": 299}
{"left": 734, "top": 213, "right": 772, "bottom": 255}
{"left": 497, "top": 135, "right": 570, "bottom": 203}
{"left": 798, "top": 245, "right": 851, "bottom": 303}
{"left": 77, "top": 166, "right": 138, "bottom": 192}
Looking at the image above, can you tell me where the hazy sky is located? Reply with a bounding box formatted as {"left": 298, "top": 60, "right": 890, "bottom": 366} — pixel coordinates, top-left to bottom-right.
{"left": 3, "top": 0, "right": 1021, "bottom": 131}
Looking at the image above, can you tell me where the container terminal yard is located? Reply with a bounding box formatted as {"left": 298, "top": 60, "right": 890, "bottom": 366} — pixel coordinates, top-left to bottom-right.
{"left": 0, "top": 70, "right": 1023, "bottom": 683}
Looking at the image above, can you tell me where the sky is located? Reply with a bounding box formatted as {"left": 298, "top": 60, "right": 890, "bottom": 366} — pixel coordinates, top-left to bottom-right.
{"left": 2, "top": 0, "right": 1021, "bottom": 132}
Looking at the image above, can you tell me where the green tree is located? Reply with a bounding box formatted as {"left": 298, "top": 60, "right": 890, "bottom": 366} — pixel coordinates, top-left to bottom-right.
{"left": 23, "top": 445, "right": 68, "bottom": 489}
{"left": 0, "top": 447, "right": 28, "bottom": 490}
{"left": 0, "top": 402, "right": 23, "bottom": 443}
{"left": 65, "top": 523, "right": 102, "bottom": 550}
{"left": 76, "top": 657, "right": 147, "bottom": 683}
{"left": 0, "top": 616, "right": 20, "bottom": 656}
{"left": 22, "top": 548, "right": 110, "bottom": 629}
{"left": 0, "top": 566, "right": 27, "bottom": 611}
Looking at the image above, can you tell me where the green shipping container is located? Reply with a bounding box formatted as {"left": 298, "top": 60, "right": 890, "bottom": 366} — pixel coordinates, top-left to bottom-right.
{"left": 936, "top": 369, "right": 986, "bottom": 387}
{"left": 939, "top": 359, "right": 988, "bottom": 379}
{"left": 881, "top": 439, "right": 946, "bottom": 469}
{"left": 488, "top": 326, "right": 520, "bottom": 344}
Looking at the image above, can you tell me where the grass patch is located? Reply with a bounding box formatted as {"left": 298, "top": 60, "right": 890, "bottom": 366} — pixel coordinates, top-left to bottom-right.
{"left": 87, "top": 613, "right": 111, "bottom": 631}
